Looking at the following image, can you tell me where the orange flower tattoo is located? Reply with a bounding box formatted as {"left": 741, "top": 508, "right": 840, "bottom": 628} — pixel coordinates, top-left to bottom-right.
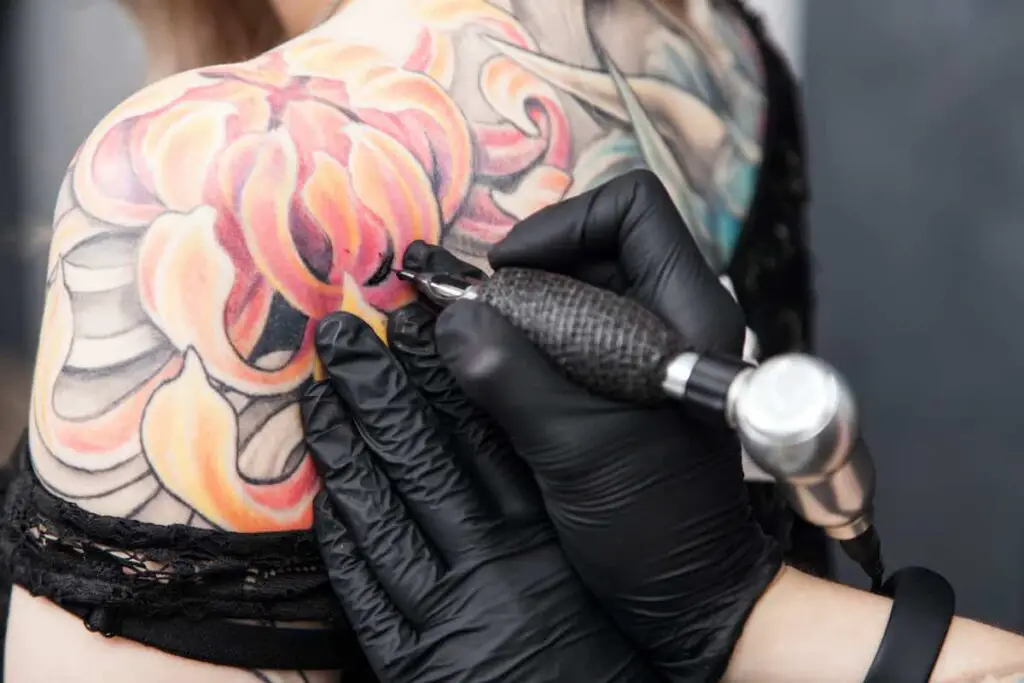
{"left": 31, "top": 2, "right": 572, "bottom": 532}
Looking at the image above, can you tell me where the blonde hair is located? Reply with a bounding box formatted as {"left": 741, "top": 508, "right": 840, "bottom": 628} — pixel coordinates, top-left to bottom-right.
{"left": 117, "top": 0, "right": 287, "bottom": 80}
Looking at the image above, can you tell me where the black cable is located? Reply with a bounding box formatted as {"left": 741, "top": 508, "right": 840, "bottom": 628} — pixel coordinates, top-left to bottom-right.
{"left": 839, "top": 527, "right": 886, "bottom": 594}
{"left": 863, "top": 567, "right": 955, "bottom": 683}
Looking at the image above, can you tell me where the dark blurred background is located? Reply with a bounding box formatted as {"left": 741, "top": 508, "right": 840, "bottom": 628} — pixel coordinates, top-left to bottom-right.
{"left": 806, "top": 1, "right": 1024, "bottom": 631}
{"left": 0, "top": 0, "right": 1021, "bottom": 633}
{"left": 0, "top": 0, "right": 30, "bottom": 458}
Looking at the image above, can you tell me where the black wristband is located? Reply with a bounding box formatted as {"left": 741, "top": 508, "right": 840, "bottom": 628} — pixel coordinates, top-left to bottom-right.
{"left": 864, "top": 567, "right": 955, "bottom": 683}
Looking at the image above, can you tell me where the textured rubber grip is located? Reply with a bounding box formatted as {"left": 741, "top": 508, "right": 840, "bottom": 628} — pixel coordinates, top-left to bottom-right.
{"left": 476, "top": 268, "right": 683, "bottom": 405}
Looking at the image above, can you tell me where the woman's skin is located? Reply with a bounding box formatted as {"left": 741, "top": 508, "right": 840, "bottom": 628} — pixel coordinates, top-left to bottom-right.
{"left": 726, "top": 566, "right": 1024, "bottom": 683}
{"left": 8, "top": 0, "right": 769, "bottom": 680}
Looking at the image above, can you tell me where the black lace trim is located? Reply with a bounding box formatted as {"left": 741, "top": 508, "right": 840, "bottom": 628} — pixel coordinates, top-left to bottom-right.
{"left": 0, "top": 438, "right": 373, "bottom": 671}
{"left": 1, "top": 462, "right": 342, "bottom": 626}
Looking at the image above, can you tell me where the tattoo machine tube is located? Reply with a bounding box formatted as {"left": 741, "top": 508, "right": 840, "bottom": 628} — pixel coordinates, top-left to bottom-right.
{"left": 397, "top": 266, "right": 886, "bottom": 587}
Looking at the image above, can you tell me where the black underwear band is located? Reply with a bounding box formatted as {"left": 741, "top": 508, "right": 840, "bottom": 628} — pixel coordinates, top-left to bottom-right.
{"left": 0, "top": 438, "right": 372, "bottom": 675}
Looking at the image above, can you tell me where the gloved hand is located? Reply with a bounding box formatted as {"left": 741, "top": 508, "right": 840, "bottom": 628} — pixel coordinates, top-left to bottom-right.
{"left": 301, "top": 307, "right": 660, "bottom": 683}
{"left": 434, "top": 170, "right": 784, "bottom": 681}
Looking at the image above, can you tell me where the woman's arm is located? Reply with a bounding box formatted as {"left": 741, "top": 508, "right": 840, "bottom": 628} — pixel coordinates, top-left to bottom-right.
{"left": 725, "top": 567, "right": 1024, "bottom": 683}
{"left": 6, "top": 588, "right": 330, "bottom": 683}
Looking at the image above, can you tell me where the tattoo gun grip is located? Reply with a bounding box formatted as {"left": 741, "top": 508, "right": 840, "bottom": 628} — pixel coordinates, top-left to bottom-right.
{"left": 475, "top": 268, "right": 685, "bottom": 405}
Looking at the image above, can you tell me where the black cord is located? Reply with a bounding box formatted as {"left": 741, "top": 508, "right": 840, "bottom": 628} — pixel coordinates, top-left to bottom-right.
{"left": 840, "top": 527, "right": 887, "bottom": 594}
{"left": 863, "top": 567, "right": 956, "bottom": 682}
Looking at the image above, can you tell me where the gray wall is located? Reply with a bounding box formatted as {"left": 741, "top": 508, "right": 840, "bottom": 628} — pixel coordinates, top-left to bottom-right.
{"left": 807, "top": 1, "right": 1024, "bottom": 629}
{"left": 0, "top": 1, "right": 23, "bottom": 355}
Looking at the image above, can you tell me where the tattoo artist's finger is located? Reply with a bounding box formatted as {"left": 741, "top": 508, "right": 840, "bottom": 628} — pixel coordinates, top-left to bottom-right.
{"left": 491, "top": 170, "right": 743, "bottom": 353}
{"left": 312, "top": 492, "right": 414, "bottom": 670}
{"left": 315, "top": 313, "right": 498, "bottom": 564}
{"left": 403, "top": 240, "right": 487, "bottom": 278}
{"left": 302, "top": 380, "right": 443, "bottom": 621}
{"left": 387, "top": 303, "right": 545, "bottom": 526}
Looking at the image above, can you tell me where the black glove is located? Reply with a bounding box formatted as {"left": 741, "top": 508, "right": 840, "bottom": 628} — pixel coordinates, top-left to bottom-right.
{"left": 434, "top": 170, "right": 784, "bottom": 681}
{"left": 301, "top": 307, "right": 660, "bottom": 683}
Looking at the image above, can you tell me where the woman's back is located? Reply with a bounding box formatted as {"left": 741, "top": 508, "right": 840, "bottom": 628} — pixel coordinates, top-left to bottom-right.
{"left": 29, "top": 0, "right": 767, "bottom": 530}
{"left": 7, "top": 1, "right": 782, "bottom": 681}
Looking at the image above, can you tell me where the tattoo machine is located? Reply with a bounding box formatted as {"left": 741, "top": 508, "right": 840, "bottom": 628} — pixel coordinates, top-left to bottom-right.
{"left": 396, "top": 266, "right": 886, "bottom": 590}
